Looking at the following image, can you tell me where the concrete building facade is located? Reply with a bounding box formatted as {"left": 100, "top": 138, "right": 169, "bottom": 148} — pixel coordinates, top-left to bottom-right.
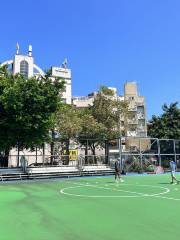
{"left": 124, "top": 82, "right": 147, "bottom": 137}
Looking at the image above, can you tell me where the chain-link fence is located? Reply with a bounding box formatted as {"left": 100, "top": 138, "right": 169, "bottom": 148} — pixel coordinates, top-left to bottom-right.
{"left": 108, "top": 137, "right": 180, "bottom": 173}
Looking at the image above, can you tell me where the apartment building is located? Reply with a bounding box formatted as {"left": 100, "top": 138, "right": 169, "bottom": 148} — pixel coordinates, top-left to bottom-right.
{"left": 73, "top": 82, "right": 147, "bottom": 138}
{"left": 124, "top": 82, "right": 147, "bottom": 137}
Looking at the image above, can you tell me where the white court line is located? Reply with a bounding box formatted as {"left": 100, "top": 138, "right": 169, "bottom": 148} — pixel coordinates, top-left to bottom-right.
{"left": 153, "top": 195, "right": 180, "bottom": 201}
{"left": 69, "top": 182, "right": 148, "bottom": 196}
{"left": 60, "top": 182, "right": 170, "bottom": 198}
{"left": 60, "top": 186, "right": 144, "bottom": 198}
{"left": 103, "top": 183, "right": 170, "bottom": 197}
{"left": 62, "top": 179, "right": 180, "bottom": 201}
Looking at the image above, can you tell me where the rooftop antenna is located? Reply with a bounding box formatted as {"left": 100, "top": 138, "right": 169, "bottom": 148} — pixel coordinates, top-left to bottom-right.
{"left": 28, "top": 45, "right": 32, "bottom": 57}
{"left": 16, "top": 42, "right": 20, "bottom": 55}
{"left": 62, "top": 58, "right": 68, "bottom": 68}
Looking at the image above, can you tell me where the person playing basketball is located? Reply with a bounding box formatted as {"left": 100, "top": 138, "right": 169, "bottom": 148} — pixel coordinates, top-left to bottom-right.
{"left": 114, "top": 158, "right": 124, "bottom": 183}
{"left": 170, "top": 160, "right": 179, "bottom": 184}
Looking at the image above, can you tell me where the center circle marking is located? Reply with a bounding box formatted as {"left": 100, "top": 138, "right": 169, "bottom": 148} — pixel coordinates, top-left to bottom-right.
{"left": 60, "top": 183, "right": 170, "bottom": 198}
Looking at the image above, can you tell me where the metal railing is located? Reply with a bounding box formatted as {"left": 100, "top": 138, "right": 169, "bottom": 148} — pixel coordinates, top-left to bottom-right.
{"left": 0, "top": 154, "right": 108, "bottom": 168}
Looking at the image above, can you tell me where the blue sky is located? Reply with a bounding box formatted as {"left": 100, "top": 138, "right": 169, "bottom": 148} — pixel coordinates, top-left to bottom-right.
{"left": 0, "top": 0, "right": 179, "bottom": 119}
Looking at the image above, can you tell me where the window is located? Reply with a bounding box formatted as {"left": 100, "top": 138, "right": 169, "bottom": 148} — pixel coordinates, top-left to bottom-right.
{"left": 121, "top": 121, "right": 124, "bottom": 127}
{"left": 128, "top": 96, "right": 134, "bottom": 101}
{"left": 137, "top": 106, "right": 144, "bottom": 114}
{"left": 20, "top": 60, "right": 29, "bottom": 77}
{"left": 138, "top": 119, "right": 145, "bottom": 126}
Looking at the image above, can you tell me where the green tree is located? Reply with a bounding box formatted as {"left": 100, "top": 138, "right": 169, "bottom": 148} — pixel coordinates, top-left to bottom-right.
{"left": 55, "top": 104, "right": 82, "bottom": 140}
{"left": 78, "top": 111, "right": 107, "bottom": 159}
{"left": 91, "top": 86, "right": 128, "bottom": 139}
{"left": 0, "top": 66, "right": 65, "bottom": 166}
{"left": 148, "top": 102, "right": 180, "bottom": 158}
{"left": 53, "top": 86, "right": 129, "bottom": 163}
{"left": 148, "top": 102, "right": 180, "bottom": 139}
{"left": 54, "top": 104, "right": 82, "bottom": 164}
{"left": 78, "top": 86, "right": 129, "bottom": 160}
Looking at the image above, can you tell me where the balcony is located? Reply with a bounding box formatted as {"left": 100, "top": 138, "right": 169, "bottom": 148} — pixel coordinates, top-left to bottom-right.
{"left": 127, "top": 131, "right": 137, "bottom": 137}
{"left": 127, "top": 119, "right": 138, "bottom": 124}
{"left": 136, "top": 102, "right": 144, "bottom": 107}
{"left": 128, "top": 106, "right": 137, "bottom": 111}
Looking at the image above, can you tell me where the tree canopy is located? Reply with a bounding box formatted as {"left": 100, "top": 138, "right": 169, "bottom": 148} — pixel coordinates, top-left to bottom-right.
{"left": 90, "top": 86, "right": 128, "bottom": 139}
{"left": 54, "top": 86, "right": 129, "bottom": 156}
{"left": 55, "top": 104, "right": 82, "bottom": 140}
{"left": 148, "top": 102, "right": 180, "bottom": 139}
{"left": 0, "top": 65, "right": 65, "bottom": 162}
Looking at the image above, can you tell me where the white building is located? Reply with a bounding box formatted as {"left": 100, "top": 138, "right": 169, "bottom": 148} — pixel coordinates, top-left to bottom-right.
{"left": 51, "top": 65, "right": 72, "bottom": 104}
{"left": 1, "top": 44, "right": 72, "bottom": 104}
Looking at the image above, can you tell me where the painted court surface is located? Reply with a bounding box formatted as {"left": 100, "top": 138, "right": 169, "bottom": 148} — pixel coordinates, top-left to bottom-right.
{"left": 0, "top": 174, "right": 179, "bottom": 240}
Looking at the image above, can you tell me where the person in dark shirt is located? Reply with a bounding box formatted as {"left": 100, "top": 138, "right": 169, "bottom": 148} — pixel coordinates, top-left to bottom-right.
{"left": 114, "top": 159, "right": 124, "bottom": 182}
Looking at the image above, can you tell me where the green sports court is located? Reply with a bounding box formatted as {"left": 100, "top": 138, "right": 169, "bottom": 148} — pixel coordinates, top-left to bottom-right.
{"left": 0, "top": 174, "right": 179, "bottom": 240}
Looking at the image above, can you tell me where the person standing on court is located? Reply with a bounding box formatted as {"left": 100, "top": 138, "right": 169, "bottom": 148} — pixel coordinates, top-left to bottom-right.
{"left": 114, "top": 158, "right": 124, "bottom": 183}
{"left": 170, "top": 160, "right": 179, "bottom": 184}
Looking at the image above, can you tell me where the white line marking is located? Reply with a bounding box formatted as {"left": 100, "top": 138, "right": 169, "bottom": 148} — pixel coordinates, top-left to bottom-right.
{"left": 66, "top": 182, "right": 149, "bottom": 195}
{"left": 103, "top": 183, "right": 170, "bottom": 197}
{"left": 62, "top": 179, "right": 180, "bottom": 201}
{"left": 154, "top": 195, "right": 180, "bottom": 201}
{"left": 60, "top": 182, "right": 169, "bottom": 198}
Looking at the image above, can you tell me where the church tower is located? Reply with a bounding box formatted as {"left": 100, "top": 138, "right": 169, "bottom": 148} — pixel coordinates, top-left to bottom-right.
{"left": 1, "top": 44, "right": 45, "bottom": 77}
{"left": 13, "top": 44, "right": 34, "bottom": 78}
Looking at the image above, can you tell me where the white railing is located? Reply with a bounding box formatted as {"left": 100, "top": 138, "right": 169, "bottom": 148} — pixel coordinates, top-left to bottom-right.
{"left": 5, "top": 154, "right": 108, "bottom": 168}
